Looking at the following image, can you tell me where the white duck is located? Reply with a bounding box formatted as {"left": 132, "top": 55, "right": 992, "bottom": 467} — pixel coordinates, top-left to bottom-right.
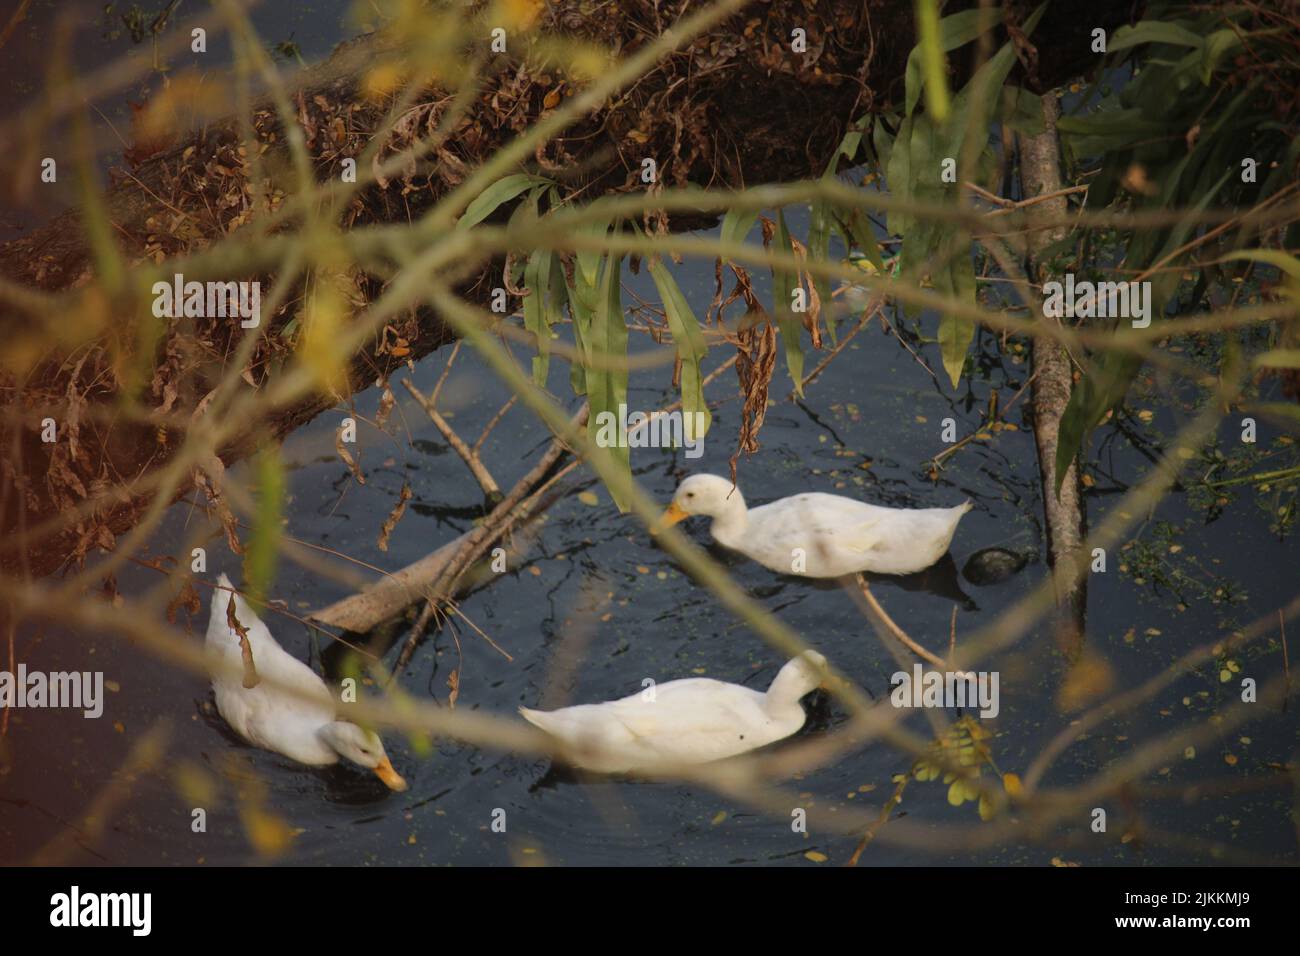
{"left": 206, "top": 574, "right": 407, "bottom": 791}
{"left": 519, "top": 651, "right": 827, "bottom": 774}
{"left": 658, "top": 474, "right": 971, "bottom": 577}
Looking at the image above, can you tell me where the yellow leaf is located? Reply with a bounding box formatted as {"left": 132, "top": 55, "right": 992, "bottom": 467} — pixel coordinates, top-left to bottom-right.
{"left": 241, "top": 804, "right": 293, "bottom": 858}
{"left": 1001, "top": 772, "right": 1022, "bottom": 797}
{"left": 364, "top": 62, "right": 406, "bottom": 100}
{"left": 804, "top": 851, "right": 828, "bottom": 863}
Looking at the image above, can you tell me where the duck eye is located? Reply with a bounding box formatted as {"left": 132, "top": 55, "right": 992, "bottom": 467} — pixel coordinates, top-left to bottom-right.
{"left": 686, "top": 491, "right": 695, "bottom": 499}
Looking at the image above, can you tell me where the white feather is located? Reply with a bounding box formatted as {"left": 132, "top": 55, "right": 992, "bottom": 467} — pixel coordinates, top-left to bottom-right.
{"left": 670, "top": 475, "right": 971, "bottom": 576}
{"left": 520, "top": 652, "right": 826, "bottom": 773}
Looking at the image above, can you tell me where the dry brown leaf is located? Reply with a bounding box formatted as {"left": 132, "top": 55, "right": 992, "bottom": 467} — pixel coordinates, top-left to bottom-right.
{"left": 728, "top": 267, "right": 778, "bottom": 483}
{"left": 226, "top": 592, "right": 260, "bottom": 689}
{"left": 335, "top": 428, "right": 366, "bottom": 485}
{"left": 375, "top": 382, "right": 396, "bottom": 430}
{"left": 377, "top": 482, "right": 413, "bottom": 552}
{"left": 194, "top": 457, "right": 243, "bottom": 555}
{"left": 166, "top": 579, "right": 202, "bottom": 624}
{"left": 447, "top": 668, "right": 460, "bottom": 709}
{"left": 788, "top": 237, "right": 824, "bottom": 349}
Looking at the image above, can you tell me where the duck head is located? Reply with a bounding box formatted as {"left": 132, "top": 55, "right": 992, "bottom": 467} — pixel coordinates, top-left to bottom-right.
{"left": 770, "top": 650, "right": 830, "bottom": 702}
{"left": 656, "top": 474, "right": 746, "bottom": 532}
{"left": 319, "top": 721, "right": 408, "bottom": 791}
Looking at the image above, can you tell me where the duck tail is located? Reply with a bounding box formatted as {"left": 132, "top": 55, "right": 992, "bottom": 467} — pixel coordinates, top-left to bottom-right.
{"left": 959, "top": 499, "right": 974, "bottom": 514}
{"left": 208, "top": 574, "right": 246, "bottom": 641}
{"left": 520, "top": 707, "right": 567, "bottom": 739}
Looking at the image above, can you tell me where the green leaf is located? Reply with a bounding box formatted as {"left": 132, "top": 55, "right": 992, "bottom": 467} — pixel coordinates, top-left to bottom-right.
{"left": 841, "top": 209, "right": 888, "bottom": 275}
{"left": 242, "top": 447, "right": 285, "bottom": 605}
{"left": 647, "top": 256, "right": 711, "bottom": 442}
{"left": 1255, "top": 351, "right": 1300, "bottom": 369}
{"left": 1108, "top": 20, "right": 1206, "bottom": 54}
{"left": 808, "top": 195, "right": 836, "bottom": 344}
{"left": 827, "top": 118, "right": 867, "bottom": 171}
{"left": 1200, "top": 29, "right": 1243, "bottom": 84}
{"left": 871, "top": 115, "right": 897, "bottom": 171}
{"left": 773, "top": 210, "right": 805, "bottom": 395}
{"left": 1001, "top": 85, "right": 1046, "bottom": 137}
{"left": 1053, "top": 349, "right": 1143, "bottom": 498}
{"left": 913, "top": 0, "right": 953, "bottom": 122}
{"left": 904, "top": 7, "right": 1000, "bottom": 117}
{"left": 1245, "top": 402, "right": 1300, "bottom": 431}
{"left": 1221, "top": 249, "right": 1300, "bottom": 283}
{"left": 720, "top": 207, "right": 759, "bottom": 252}
{"left": 585, "top": 247, "right": 632, "bottom": 511}
{"left": 566, "top": 265, "right": 596, "bottom": 397}
{"left": 522, "top": 248, "right": 553, "bottom": 387}
{"left": 575, "top": 217, "right": 613, "bottom": 289}
{"left": 456, "top": 173, "right": 545, "bottom": 231}
{"left": 885, "top": 113, "right": 915, "bottom": 239}
{"left": 936, "top": 235, "right": 976, "bottom": 388}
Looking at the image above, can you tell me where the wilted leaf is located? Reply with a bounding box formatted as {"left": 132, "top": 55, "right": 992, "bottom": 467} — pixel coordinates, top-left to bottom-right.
{"left": 226, "top": 592, "right": 260, "bottom": 689}
{"left": 336, "top": 426, "right": 366, "bottom": 485}
{"left": 377, "top": 483, "right": 413, "bottom": 552}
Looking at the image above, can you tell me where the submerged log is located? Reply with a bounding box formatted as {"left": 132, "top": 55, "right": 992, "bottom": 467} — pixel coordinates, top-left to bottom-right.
{"left": 0, "top": 0, "right": 1138, "bottom": 578}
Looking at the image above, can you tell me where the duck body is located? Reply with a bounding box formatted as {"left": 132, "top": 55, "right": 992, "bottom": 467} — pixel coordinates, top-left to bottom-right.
{"left": 520, "top": 651, "right": 826, "bottom": 774}
{"left": 663, "top": 475, "right": 971, "bottom": 577}
{"left": 206, "top": 574, "right": 407, "bottom": 789}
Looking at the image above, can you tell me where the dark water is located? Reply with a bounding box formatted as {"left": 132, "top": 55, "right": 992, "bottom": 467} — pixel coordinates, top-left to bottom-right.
{"left": 1, "top": 4, "right": 1297, "bottom": 867}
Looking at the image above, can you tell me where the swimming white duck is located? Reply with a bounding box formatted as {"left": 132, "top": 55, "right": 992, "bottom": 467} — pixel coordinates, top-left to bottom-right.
{"left": 519, "top": 651, "right": 827, "bottom": 774}
{"left": 206, "top": 573, "right": 407, "bottom": 791}
{"left": 658, "top": 474, "right": 971, "bottom": 577}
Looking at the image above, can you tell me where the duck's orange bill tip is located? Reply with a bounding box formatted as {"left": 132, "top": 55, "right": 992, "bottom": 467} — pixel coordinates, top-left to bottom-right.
{"left": 374, "top": 756, "right": 408, "bottom": 792}
{"left": 651, "top": 501, "right": 689, "bottom": 535}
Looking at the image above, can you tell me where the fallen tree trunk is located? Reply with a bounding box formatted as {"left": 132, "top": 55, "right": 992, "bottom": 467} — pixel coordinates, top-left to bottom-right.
{"left": 0, "top": 0, "right": 1138, "bottom": 579}
{"left": 311, "top": 405, "right": 586, "bottom": 633}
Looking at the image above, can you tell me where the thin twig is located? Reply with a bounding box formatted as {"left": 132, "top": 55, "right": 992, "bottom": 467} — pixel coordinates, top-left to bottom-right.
{"left": 853, "top": 575, "right": 951, "bottom": 668}
{"left": 404, "top": 378, "right": 501, "bottom": 498}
